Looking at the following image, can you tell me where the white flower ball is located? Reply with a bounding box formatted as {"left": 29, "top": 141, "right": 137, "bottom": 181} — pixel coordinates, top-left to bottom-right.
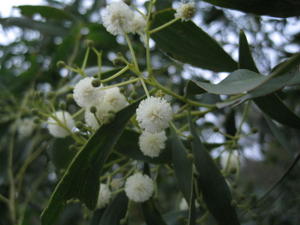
{"left": 139, "top": 131, "right": 167, "bottom": 158}
{"left": 97, "top": 183, "right": 112, "bottom": 209}
{"left": 103, "top": 87, "right": 128, "bottom": 112}
{"left": 84, "top": 87, "right": 127, "bottom": 130}
{"left": 47, "top": 111, "right": 75, "bottom": 138}
{"left": 136, "top": 97, "right": 173, "bottom": 133}
{"left": 131, "top": 13, "right": 146, "bottom": 34}
{"left": 18, "top": 118, "right": 35, "bottom": 138}
{"left": 175, "top": 1, "right": 196, "bottom": 21}
{"left": 73, "top": 77, "right": 105, "bottom": 108}
{"left": 102, "top": 1, "right": 135, "bottom": 36}
{"left": 125, "top": 173, "right": 154, "bottom": 202}
{"left": 84, "top": 105, "right": 112, "bottom": 130}
{"left": 220, "top": 151, "right": 239, "bottom": 170}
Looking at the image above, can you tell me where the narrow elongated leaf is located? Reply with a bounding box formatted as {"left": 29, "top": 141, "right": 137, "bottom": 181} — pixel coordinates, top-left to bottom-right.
{"left": 99, "top": 192, "right": 128, "bottom": 225}
{"left": 189, "top": 117, "right": 240, "bottom": 225}
{"left": 238, "top": 31, "right": 300, "bottom": 129}
{"left": 151, "top": 9, "right": 237, "bottom": 72}
{"left": 253, "top": 94, "right": 300, "bottom": 129}
{"left": 170, "top": 127, "right": 193, "bottom": 203}
{"left": 41, "top": 101, "right": 140, "bottom": 225}
{"left": 142, "top": 199, "right": 168, "bottom": 225}
{"left": 203, "top": 0, "right": 300, "bottom": 18}
{"left": 17, "top": 5, "right": 75, "bottom": 21}
{"left": 0, "top": 17, "right": 66, "bottom": 36}
{"left": 264, "top": 115, "right": 293, "bottom": 154}
{"left": 238, "top": 30, "right": 259, "bottom": 72}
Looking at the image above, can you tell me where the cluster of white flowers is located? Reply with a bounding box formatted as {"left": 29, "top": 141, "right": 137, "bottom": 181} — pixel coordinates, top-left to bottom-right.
{"left": 175, "top": 1, "right": 196, "bottom": 21}
{"left": 73, "top": 77, "right": 105, "bottom": 108}
{"left": 84, "top": 87, "right": 128, "bottom": 129}
{"left": 125, "top": 173, "right": 154, "bottom": 202}
{"left": 136, "top": 97, "right": 172, "bottom": 158}
{"left": 47, "top": 111, "right": 75, "bottom": 138}
{"left": 102, "top": 1, "right": 146, "bottom": 36}
{"left": 97, "top": 183, "right": 112, "bottom": 209}
{"left": 73, "top": 77, "right": 128, "bottom": 130}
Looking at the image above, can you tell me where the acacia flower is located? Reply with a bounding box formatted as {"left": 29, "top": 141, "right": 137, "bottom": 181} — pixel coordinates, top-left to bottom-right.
{"left": 125, "top": 173, "right": 154, "bottom": 202}
{"left": 97, "top": 183, "right": 112, "bottom": 209}
{"left": 103, "top": 87, "right": 129, "bottom": 112}
{"left": 136, "top": 96, "right": 173, "bottom": 133}
{"left": 175, "top": 1, "right": 196, "bottom": 21}
{"left": 139, "top": 131, "right": 167, "bottom": 158}
{"left": 102, "top": 1, "right": 135, "bottom": 36}
{"left": 84, "top": 87, "right": 128, "bottom": 130}
{"left": 47, "top": 111, "right": 75, "bottom": 138}
{"left": 73, "top": 77, "right": 105, "bottom": 108}
{"left": 131, "top": 13, "right": 146, "bottom": 34}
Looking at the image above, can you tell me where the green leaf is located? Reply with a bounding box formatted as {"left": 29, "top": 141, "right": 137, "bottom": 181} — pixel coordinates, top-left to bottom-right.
{"left": 187, "top": 51, "right": 300, "bottom": 97}
{"left": 49, "top": 137, "right": 76, "bottom": 171}
{"left": 187, "top": 69, "right": 265, "bottom": 95}
{"left": 142, "top": 199, "right": 168, "bottom": 225}
{"left": 151, "top": 9, "right": 237, "bottom": 72}
{"left": 264, "top": 115, "right": 293, "bottom": 154}
{"left": 189, "top": 117, "right": 240, "bottom": 225}
{"left": 238, "top": 31, "right": 300, "bottom": 129}
{"left": 41, "top": 101, "right": 140, "bottom": 225}
{"left": 99, "top": 192, "right": 128, "bottom": 225}
{"left": 16, "top": 5, "right": 75, "bottom": 21}
{"left": 202, "top": 0, "right": 300, "bottom": 18}
{"left": 170, "top": 126, "right": 193, "bottom": 203}
{"left": 238, "top": 30, "right": 259, "bottom": 72}
{"left": 90, "top": 209, "right": 105, "bottom": 225}
{"left": 0, "top": 17, "right": 66, "bottom": 36}
{"left": 253, "top": 94, "right": 300, "bottom": 129}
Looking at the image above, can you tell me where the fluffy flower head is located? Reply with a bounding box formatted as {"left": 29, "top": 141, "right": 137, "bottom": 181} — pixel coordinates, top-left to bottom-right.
{"left": 84, "top": 87, "right": 128, "bottom": 130}
{"left": 175, "top": 1, "right": 196, "bottom": 21}
{"left": 97, "top": 183, "right": 112, "bottom": 209}
{"left": 103, "top": 87, "right": 128, "bottom": 112}
{"left": 102, "top": 1, "right": 135, "bottom": 35}
{"left": 136, "top": 97, "right": 173, "bottom": 133}
{"left": 73, "top": 77, "right": 105, "bottom": 108}
{"left": 131, "top": 13, "right": 146, "bottom": 34}
{"left": 47, "top": 111, "right": 75, "bottom": 138}
{"left": 139, "top": 131, "right": 167, "bottom": 158}
{"left": 125, "top": 173, "right": 154, "bottom": 202}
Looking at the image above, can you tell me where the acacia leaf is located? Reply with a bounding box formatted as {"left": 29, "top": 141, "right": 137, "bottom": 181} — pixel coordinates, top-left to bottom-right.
{"left": 41, "top": 101, "right": 139, "bottom": 225}
{"left": 151, "top": 9, "right": 237, "bottom": 72}
{"left": 189, "top": 117, "right": 240, "bottom": 225}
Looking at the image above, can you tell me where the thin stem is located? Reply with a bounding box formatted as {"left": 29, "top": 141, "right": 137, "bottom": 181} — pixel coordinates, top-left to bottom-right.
{"left": 149, "top": 17, "right": 180, "bottom": 34}
{"left": 148, "top": 79, "right": 215, "bottom": 108}
{"left": 81, "top": 47, "right": 90, "bottom": 71}
{"left": 101, "top": 78, "right": 140, "bottom": 90}
{"left": 124, "top": 33, "right": 139, "bottom": 72}
{"left": 100, "top": 65, "right": 129, "bottom": 83}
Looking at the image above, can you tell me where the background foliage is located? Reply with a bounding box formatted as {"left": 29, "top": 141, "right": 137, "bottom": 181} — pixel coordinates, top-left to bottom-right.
{"left": 0, "top": 0, "right": 300, "bottom": 225}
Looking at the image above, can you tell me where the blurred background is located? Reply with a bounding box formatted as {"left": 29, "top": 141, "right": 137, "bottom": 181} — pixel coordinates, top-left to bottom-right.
{"left": 0, "top": 1, "right": 300, "bottom": 225}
